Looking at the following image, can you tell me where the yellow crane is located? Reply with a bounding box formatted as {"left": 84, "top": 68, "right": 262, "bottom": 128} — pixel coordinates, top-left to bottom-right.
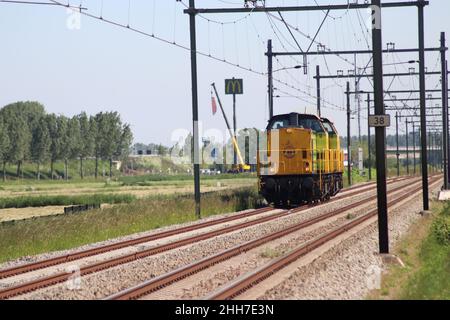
{"left": 211, "top": 83, "right": 251, "bottom": 172}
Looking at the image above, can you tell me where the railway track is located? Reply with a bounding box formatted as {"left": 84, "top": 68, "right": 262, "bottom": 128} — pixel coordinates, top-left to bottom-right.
{"left": 104, "top": 176, "right": 432, "bottom": 300}
{"left": 205, "top": 177, "right": 442, "bottom": 300}
{"left": 0, "top": 176, "right": 413, "bottom": 299}
{"left": 0, "top": 176, "right": 406, "bottom": 281}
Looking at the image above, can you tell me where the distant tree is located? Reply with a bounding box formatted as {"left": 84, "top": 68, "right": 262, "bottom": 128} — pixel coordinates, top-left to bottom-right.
{"left": 157, "top": 144, "right": 168, "bottom": 156}
{"left": 78, "top": 112, "right": 94, "bottom": 179}
{"left": 0, "top": 102, "right": 44, "bottom": 177}
{"left": 115, "top": 124, "right": 133, "bottom": 173}
{"left": 0, "top": 101, "right": 45, "bottom": 128}
{"left": 56, "top": 116, "right": 69, "bottom": 180}
{"left": 67, "top": 116, "right": 82, "bottom": 179}
{"left": 0, "top": 101, "right": 134, "bottom": 180}
{"left": 98, "top": 112, "right": 122, "bottom": 178}
{"left": 0, "top": 117, "right": 10, "bottom": 181}
{"left": 90, "top": 115, "right": 101, "bottom": 179}
{"left": 8, "top": 115, "right": 31, "bottom": 178}
{"left": 117, "top": 124, "right": 133, "bottom": 159}
{"left": 31, "top": 117, "right": 51, "bottom": 180}
{"left": 46, "top": 114, "right": 60, "bottom": 179}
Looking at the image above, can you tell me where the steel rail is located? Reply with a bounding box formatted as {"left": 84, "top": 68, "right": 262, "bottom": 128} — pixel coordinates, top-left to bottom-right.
{"left": 0, "top": 207, "right": 273, "bottom": 279}
{"left": 206, "top": 177, "right": 441, "bottom": 300}
{"left": 0, "top": 176, "right": 406, "bottom": 280}
{"left": 0, "top": 177, "right": 414, "bottom": 299}
{"left": 105, "top": 177, "right": 425, "bottom": 300}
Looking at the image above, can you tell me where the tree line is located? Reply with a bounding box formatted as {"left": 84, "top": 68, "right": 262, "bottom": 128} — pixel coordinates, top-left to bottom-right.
{"left": 0, "top": 101, "right": 133, "bottom": 181}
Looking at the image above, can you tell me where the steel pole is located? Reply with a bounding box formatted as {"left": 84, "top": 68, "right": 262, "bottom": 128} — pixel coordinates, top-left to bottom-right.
{"left": 433, "top": 132, "right": 436, "bottom": 173}
{"left": 188, "top": 0, "right": 201, "bottom": 219}
{"left": 428, "top": 131, "right": 432, "bottom": 173}
{"left": 346, "top": 81, "right": 352, "bottom": 186}
{"left": 396, "top": 112, "right": 400, "bottom": 176}
{"left": 441, "top": 32, "right": 448, "bottom": 189}
{"left": 372, "top": 0, "right": 389, "bottom": 254}
{"left": 406, "top": 120, "right": 410, "bottom": 175}
{"left": 268, "top": 40, "right": 274, "bottom": 119}
{"left": 418, "top": 0, "right": 429, "bottom": 211}
{"left": 447, "top": 61, "right": 450, "bottom": 185}
{"left": 440, "top": 131, "right": 443, "bottom": 172}
{"left": 232, "top": 78, "right": 237, "bottom": 166}
{"left": 368, "top": 94, "right": 372, "bottom": 181}
{"left": 413, "top": 122, "right": 416, "bottom": 175}
{"left": 316, "top": 65, "right": 321, "bottom": 117}
{"left": 354, "top": 53, "right": 361, "bottom": 143}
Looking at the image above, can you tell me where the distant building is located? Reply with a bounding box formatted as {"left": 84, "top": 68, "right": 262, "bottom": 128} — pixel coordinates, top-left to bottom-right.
{"left": 343, "top": 148, "right": 349, "bottom": 167}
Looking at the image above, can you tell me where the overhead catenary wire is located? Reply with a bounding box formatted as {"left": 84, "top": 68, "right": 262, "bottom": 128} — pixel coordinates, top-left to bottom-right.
{"left": 12, "top": 0, "right": 441, "bottom": 121}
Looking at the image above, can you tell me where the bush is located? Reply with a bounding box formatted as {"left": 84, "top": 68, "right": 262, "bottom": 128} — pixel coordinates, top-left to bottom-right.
{"left": 432, "top": 217, "right": 450, "bottom": 246}
{"left": 0, "top": 194, "right": 136, "bottom": 209}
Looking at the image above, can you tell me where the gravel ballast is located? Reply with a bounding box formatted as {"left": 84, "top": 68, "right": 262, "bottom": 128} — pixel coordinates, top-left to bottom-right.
{"left": 256, "top": 183, "right": 442, "bottom": 300}
{"left": 1, "top": 177, "right": 424, "bottom": 300}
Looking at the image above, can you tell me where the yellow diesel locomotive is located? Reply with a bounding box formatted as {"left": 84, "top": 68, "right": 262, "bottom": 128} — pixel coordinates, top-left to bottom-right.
{"left": 258, "top": 113, "right": 344, "bottom": 206}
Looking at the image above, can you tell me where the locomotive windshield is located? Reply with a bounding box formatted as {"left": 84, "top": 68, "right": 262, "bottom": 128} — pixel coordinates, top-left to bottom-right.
{"left": 298, "top": 118, "right": 325, "bottom": 133}
{"left": 267, "top": 113, "right": 325, "bottom": 133}
{"left": 321, "top": 122, "right": 336, "bottom": 135}
{"left": 321, "top": 118, "right": 338, "bottom": 135}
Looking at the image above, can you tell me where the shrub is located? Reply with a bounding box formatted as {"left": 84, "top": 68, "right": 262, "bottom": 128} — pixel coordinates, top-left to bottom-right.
{"left": 432, "top": 217, "right": 450, "bottom": 246}
{"left": 0, "top": 194, "right": 136, "bottom": 209}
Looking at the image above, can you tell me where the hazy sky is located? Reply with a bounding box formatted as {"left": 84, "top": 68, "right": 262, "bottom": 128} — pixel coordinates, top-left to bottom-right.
{"left": 0, "top": 0, "right": 449, "bottom": 145}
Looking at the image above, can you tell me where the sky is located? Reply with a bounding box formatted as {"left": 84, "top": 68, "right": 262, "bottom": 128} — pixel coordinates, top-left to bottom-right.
{"left": 0, "top": 0, "right": 449, "bottom": 146}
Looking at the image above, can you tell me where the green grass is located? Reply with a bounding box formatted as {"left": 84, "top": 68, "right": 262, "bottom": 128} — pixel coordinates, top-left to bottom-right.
{"left": 400, "top": 204, "right": 450, "bottom": 299}
{"left": 119, "top": 173, "right": 256, "bottom": 186}
{"left": 0, "top": 194, "right": 136, "bottom": 209}
{"left": 1, "top": 159, "right": 116, "bottom": 181}
{"left": 0, "top": 187, "right": 262, "bottom": 263}
{"left": 343, "top": 168, "right": 375, "bottom": 187}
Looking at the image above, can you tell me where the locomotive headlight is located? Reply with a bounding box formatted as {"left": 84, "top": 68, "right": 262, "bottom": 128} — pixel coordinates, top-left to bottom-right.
{"left": 305, "top": 162, "right": 310, "bottom": 172}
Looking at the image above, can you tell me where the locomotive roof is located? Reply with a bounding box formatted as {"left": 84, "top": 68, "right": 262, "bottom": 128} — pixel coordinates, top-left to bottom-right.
{"left": 321, "top": 117, "right": 336, "bottom": 125}
{"left": 269, "top": 113, "right": 321, "bottom": 121}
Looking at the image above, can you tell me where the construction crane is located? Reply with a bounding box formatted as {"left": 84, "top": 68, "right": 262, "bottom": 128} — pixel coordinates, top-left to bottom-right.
{"left": 211, "top": 83, "right": 251, "bottom": 172}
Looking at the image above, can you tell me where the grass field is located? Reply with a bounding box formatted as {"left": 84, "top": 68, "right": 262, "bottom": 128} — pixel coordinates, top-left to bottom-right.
{"left": 0, "top": 187, "right": 262, "bottom": 263}
{"left": 0, "top": 174, "right": 256, "bottom": 198}
{"left": 0, "top": 173, "right": 257, "bottom": 223}
{"left": 369, "top": 201, "right": 450, "bottom": 300}
{"left": 1, "top": 159, "right": 116, "bottom": 181}
{"left": 0, "top": 194, "right": 135, "bottom": 209}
